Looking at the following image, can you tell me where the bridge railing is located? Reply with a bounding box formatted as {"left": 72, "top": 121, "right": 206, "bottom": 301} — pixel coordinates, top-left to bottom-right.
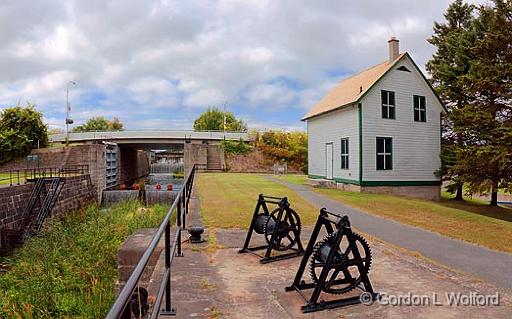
{"left": 0, "top": 164, "right": 89, "bottom": 186}
{"left": 49, "top": 130, "right": 250, "bottom": 143}
{"left": 105, "top": 164, "right": 196, "bottom": 319}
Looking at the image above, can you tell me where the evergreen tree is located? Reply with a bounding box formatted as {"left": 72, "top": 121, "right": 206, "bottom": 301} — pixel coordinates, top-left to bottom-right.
{"left": 455, "top": 0, "right": 512, "bottom": 205}
{"left": 427, "top": 0, "right": 476, "bottom": 200}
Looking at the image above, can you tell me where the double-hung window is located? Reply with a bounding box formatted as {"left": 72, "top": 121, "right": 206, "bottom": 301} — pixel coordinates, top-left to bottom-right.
{"left": 376, "top": 137, "right": 392, "bottom": 170}
{"left": 340, "top": 138, "right": 349, "bottom": 169}
{"left": 413, "top": 95, "right": 426, "bottom": 122}
{"left": 381, "top": 90, "right": 396, "bottom": 119}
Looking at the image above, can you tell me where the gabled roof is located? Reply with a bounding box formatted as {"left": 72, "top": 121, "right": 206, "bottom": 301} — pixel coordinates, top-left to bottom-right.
{"left": 302, "top": 52, "right": 444, "bottom": 120}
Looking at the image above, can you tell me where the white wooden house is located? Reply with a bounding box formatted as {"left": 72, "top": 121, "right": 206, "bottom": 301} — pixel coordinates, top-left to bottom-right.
{"left": 303, "top": 38, "right": 446, "bottom": 201}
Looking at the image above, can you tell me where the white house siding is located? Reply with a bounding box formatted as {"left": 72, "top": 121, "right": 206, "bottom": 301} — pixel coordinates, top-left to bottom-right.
{"left": 360, "top": 56, "right": 442, "bottom": 182}
{"left": 307, "top": 105, "right": 359, "bottom": 182}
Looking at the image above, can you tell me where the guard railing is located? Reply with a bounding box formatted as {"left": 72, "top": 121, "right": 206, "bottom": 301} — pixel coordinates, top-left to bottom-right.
{"left": 105, "top": 164, "right": 196, "bottom": 319}
{"left": 0, "top": 164, "right": 89, "bottom": 186}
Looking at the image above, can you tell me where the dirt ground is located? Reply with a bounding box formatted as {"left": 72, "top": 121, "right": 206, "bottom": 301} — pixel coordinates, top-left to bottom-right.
{"left": 154, "top": 187, "right": 512, "bottom": 319}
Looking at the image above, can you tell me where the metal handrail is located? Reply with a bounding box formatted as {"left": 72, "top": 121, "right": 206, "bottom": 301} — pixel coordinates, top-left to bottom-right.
{"left": 105, "top": 164, "right": 196, "bottom": 319}
{"left": 0, "top": 164, "right": 89, "bottom": 186}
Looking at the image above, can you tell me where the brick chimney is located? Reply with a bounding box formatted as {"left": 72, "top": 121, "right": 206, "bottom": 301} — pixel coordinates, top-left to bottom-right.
{"left": 388, "top": 37, "right": 399, "bottom": 62}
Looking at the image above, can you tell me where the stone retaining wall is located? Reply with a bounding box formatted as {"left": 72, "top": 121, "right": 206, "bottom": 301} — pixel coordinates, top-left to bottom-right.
{"left": 0, "top": 175, "right": 95, "bottom": 251}
{"left": 0, "top": 144, "right": 107, "bottom": 202}
{"left": 0, "top": 184, "right": 33, "bottom": 230}
{"left": 226, "top": 149, "right": 303, "bottom": 173}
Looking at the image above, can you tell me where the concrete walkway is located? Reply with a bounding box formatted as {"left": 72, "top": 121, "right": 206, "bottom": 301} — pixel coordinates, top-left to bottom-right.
{"left": 165, "top": 179, "right": 512, "bottom": 318}
{"left": 268, "top": 177, "right": 512, "bottom": 290}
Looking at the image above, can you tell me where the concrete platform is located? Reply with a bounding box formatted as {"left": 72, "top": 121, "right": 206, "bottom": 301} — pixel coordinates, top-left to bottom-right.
{"left": 143, "top": 187, "right": 512, "bottom": 319}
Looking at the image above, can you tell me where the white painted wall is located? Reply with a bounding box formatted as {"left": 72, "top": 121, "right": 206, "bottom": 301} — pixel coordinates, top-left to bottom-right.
{"left": 360, "top": 56, "right": 442, "bottom": 181}
{"left": 307, "top": 105, "right": 359, "bottom": 181}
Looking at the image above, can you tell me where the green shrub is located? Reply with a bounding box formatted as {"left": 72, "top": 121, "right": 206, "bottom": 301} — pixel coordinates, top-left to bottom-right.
{"left": 221, "top": 139, "right": 253, "bottom": 155}
{"left": 0, "top": 104, "right": 49, "bottom": 164}
{"left": 0, "top": 200, "right": 169, "bottom": 318}
{"left": 258, "top": 130, "right": 308, "bottom": 173}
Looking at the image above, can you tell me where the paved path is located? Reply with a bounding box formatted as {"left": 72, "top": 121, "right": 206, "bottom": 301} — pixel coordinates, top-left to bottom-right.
{"left": 268, "top": 177, "right": 512, "bottom": 290}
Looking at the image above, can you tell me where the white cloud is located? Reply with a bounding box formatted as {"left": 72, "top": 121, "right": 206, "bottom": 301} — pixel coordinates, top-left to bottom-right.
{"left": 0, "top": 0, "right": 487, "bottom": 130}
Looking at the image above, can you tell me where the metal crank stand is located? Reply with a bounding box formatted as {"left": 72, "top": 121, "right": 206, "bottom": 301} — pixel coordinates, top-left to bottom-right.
{"left": 285, "top": 208, "right": 379, "bottom": 313}
{"left": 239, "top": 194, "right": 304, "bottom": 264}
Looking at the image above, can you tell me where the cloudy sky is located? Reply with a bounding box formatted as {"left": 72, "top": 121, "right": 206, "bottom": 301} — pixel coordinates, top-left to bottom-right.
{"left": 0, "top": 0, "right": 483, "bottom": 131}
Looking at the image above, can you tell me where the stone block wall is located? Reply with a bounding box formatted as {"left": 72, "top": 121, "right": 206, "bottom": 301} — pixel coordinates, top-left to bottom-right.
{"left": 0, "top": 175, "right": 96, "bottom": 251}
{"left": 184, "top": 143, "right": 208, "bottom": 173}
{"left": 0, "top": 184, "right": 33, "bottom": 230}
{"left": 52, "top": 175, "right": 96, "bottom": 218}
{"left": 226, "top": 149, "right": 304, "bottom": 173}
{"left": 119, "top": 149, "right": 150, "bottom": 183}
{"left": 0, "top": 144, "right": 107, "bottom": 202}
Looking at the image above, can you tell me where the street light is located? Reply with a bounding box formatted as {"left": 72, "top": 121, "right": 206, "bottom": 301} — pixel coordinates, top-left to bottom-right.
{"left": 65, "top": 81, "right": 76, "bottom": 145}
{"left": 223, "top": 100, "right": 227, "bottom": 140}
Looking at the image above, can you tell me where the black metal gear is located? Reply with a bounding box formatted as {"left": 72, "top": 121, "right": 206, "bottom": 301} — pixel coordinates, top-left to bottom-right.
{"left": 309, "top": 231, "right": 372, "bottom": 295}
{"left": 264, "top": 207, "right": 302, "bottom": 251}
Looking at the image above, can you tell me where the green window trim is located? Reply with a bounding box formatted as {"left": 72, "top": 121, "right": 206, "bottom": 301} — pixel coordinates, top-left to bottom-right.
{"left": 413, "top": 95, "right": 426, "bottom": 122}
{"left": 340, "top": 138, "right": 349, "bottom": 170}
{"left": 381, "top": 90, "right": 396, "bottom": 119}
{"left": 376, "top": 137, "right": 393, "bottom": 170}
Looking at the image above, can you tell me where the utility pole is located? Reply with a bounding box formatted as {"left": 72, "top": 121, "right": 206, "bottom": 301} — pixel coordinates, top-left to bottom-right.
{"left": 223, "top": 100, "right": 227, "bottom": 140}
{"left": 65, "top": 81, "right": 76, "bottom": 145}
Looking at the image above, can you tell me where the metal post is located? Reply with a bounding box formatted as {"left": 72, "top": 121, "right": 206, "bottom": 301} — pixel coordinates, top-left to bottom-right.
{"left": 163, "top": 221, "right": 172, "bottom": 313}
{"left": 176, "top": 198, "right": 183, "bottom": 257}
{"left": 182, "top": 191, "right": 186, "bottom": 228}
{"left": 66, "top": 81, "right": 76, "bottom": 145}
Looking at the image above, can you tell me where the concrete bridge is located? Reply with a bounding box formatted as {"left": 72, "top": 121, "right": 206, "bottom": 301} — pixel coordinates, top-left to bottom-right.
{"left": 45, "top": 130, "right": 251, "bottom": 199}
{"left": 50, "top": 130, "right": 249, "bottom": 149}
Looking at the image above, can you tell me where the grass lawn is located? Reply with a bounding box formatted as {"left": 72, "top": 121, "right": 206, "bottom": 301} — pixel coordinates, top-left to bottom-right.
{"left": 196, "top": 173, "right": 318, "bottom": 228}
{"left": 0, "top": 172, "right": 22, "bottom": 185}
{"left": 0, "top": 200, "right": 169, "bottom": 318}
{"left": 199, "top": 173, "right": 512, "bottom": 252}
{"left": 276, "top": 174, "right": 308, "bottom": 185}
{"left": 314, "top": 188, "right": 512, "bottom": 253}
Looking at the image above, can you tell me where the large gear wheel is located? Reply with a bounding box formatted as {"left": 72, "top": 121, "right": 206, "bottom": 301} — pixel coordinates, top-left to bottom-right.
{"left": 264, "top": 207, "right": 302, "bottom": 251}
{"left": 309, "top": 231, "right": 372, "bottom": 295}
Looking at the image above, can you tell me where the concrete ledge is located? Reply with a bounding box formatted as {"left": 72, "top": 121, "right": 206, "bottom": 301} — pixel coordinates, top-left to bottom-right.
{"left": 102, "top": 190, "right": 140, "bottom": 206}
{"left": 307, "top": 178, "right": 336, "bottom": 188}
{"left": 145, "top": 190, "right": 177, "bottom": 206}
{"left": 117, "top": 228, "right": 165, "bottom": 294}
{"left": 310, "top": 179, "right": 441, "bottom": 201}
{"left": 361, "top": 185, "right": 441, "bottom": 201}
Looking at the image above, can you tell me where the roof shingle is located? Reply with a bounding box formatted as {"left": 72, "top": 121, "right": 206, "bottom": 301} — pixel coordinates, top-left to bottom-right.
{"left": 303, "top": 53, "right": 406, "bottom": 120}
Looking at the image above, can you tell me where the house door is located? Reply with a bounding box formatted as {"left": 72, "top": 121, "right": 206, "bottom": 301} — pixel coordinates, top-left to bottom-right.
{"left": 325, "top": 143, "right": 333, "bottom": 180}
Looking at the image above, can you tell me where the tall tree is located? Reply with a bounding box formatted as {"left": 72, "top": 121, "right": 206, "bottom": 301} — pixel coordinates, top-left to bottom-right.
{"left": 454, "top": 0, "right": 512, "bottom": 205}
{"left": 427, "top": 0, "right": 476, "bottom": 200}
{"left": 0, "top": 104, "right": 49, "bottom": 164}
{"left": 73, "top": 116, "right": 124, "bottom": 132}
{"left": 193, "top": 107, "right": 247, "bottom": 132}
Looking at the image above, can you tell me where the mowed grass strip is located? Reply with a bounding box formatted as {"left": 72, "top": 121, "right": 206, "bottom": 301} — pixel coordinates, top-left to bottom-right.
{"left": 314, "top": 188, "right": 512, "bottom": 253}
{"left": 276, "top": 174, "right": 308, "bottom": 185}
{"left": 196, "top": 173, "right": 318, "bottom": 228}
